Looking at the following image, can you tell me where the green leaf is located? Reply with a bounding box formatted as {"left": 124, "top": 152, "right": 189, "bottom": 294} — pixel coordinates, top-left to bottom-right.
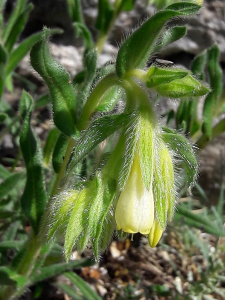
{"left": 65, "top": 272, "right": 102, "bottom": 300}
{"left": 146, "top": 65, "right": 188, "bottom": 88}
{"left": 31, "top": 259, "right": 93, "bottom": 284}
{"left": 95, "top": 0, "right": 113, "bottom": 34}
{"left": 95, "top": 84, "right": 123, "bottom": 112}
{"left": 69, "top": 113, "right": 130, "bottom": 169}
{"left": 73, "top": 22, "right": 93, "bottom": 50}
{"left": 202, "top": 45, "right": 223, "bottom": 138}
{"left": 0, "top": 267, "right": 26, "bottom": 287}
{"left": 6, "top": 28, "right": 63, "bottom": 76}
{"left": 30, "top": 27, "right": 77, "bottom": 137}
{"left": 155, "top": 74, "right": 210, "bottom": 98}
{"left": 0, "top": 164, "right": 10, "bottom": 180}
{"left": 4, "top": 3, "right": 34, "bottom": 53}
{"left": 117, "top": 0, "right": 135, "bottom": 12}
{"left": 191, "top": 51, "right": 206, "bottom": 80}
{"left": 116, "top": 3, "right": 200, "bottom": 77}
{"left": 176, "top": 206, "right": 225, "bottom": 237}
{"left": 155, "top": 26, "right": 187, "bottom": 53}
{"left": 162, "top": 130, "right": 198, "bottom": 187}
{"left": 0, "top": 241, "right": 24, "bottom": 251}
{"left": 57, "top": 283, "right": 84, "bottom": 300}
{"left": 67, "top": 0, "right": 84, "bottom": 23}
{"left": 76, "top": 49, "right": 97, "bottom": 112}
{"left": 52, "top": 133, "right": 70, "bottom": 173}
{"left": 2, "top": 0, "right": 28, "bottom": 45}
{"left": 0, "top": 171, "right": 25, "bottom": 200}
{"left": 0, "top": 112, "right": 7, "bottom": 123}
{"left": 20, "top": 91, "right": 47, "bottom": 233}
{"left": 34, "top": 93, "right": 50, "bottom": 110}
{"left": 43, "top": 128, "right": 60, "bottom": 167}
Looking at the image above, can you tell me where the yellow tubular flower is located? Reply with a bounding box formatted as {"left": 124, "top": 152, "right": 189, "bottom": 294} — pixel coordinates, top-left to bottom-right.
{"left": 148, "top": 219, "right": 163, "bottom": 247}
{"left": 115, "top": 153, "right": 154, "bottom": 234}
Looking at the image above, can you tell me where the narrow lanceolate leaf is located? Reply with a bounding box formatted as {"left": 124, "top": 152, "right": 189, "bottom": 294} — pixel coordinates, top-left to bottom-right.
{"left": 116, "top": 3, "right": 201, "bottom": 77}
{"left": 146, "top": 65, "right": 188, "bottom": 88}
{"left": 202, "top": 45, "right": 223, "bottom": 138}
{"left": 65, "top": 272, "right": 102, "bottom": 300}
{"left": 52, "top": 133, "right": 70, "bottom": 173}
{"left": 30, "top": 27, "right": 77, "bottom": 137}
{"left": 2, "top": 0, "right": 28, "bottom": 44}
{"left": 155, "top": 74, "right": 210, "bottom": 98}
{"left": 0, "top": 171, "right": 25, "bottom": 200}
{"left": 162, "top": 130, "right": 198, "bottom": 188}
{"left": 95, "top": 0, "right": 113, "bottom": 34}
{"left": 20, "top": 92, "right": 47, "bottom": 233}
{"left": 43, "top": 128, "right": 60, "bottom": 167}
{"left": 73, "top": 22, "right": 93, "bottom": 50}
{"left": 155, "top": 26, "right": 187, "bottom": 52}
{"left": 31, "top": 259, "right": 93, "bottom": 284}
{"left": 69, "top": 113, "right": 130, "bottom": 170}
{"left": 4, "top": 4, "right": 34, "bottom": 53}
{"left": 76, "top": 49, "right": 97, "bottom": 112}
{"left": 6, "top": 29, "right": 63, "bottom": 76}
{"left": 0, "top": 266, "right": 26, "bottom": 287}
{"left": 191, "top": 51, "right": 206, "bottom": 80}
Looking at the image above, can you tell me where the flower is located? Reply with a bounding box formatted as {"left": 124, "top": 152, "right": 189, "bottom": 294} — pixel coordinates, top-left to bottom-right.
{"left": 115, "top": 153, "right": 154, "bottom": 234}
{"left": 114, "top": 108, "right": 177, "bottom": 247}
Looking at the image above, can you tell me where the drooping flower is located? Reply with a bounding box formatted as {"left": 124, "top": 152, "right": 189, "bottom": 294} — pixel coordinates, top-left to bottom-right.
{"left": 114, "top": 107, "right": 176, "bottom": 246}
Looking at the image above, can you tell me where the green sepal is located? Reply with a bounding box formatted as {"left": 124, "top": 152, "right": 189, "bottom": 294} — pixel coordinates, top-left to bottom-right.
{"left": 146, "top": 65, "right": 188, "bottom": 88}
{"left": 162, "top": 129, "right": 198, "bottom": 188}
{"left": 64, "top": 188, "right": 91, "bottom": 261}
{"left": 52, "top": 133, "right": 70, "bottom": 173}
{"left": 88, "top": 176, "right": 116, "bottom": 259}
{"left": 155, "top": 74, "right": 210, "bottom": 98}
{"left": 19, "top": 91, "right": 47, "bottom": 233}
{"left": 47, "top": 190, "right": 78, "bottom": 240}
{"left": 30, "top": 27, "right": 77, "bottom": 137}
{"left": 138, "top": 109, "right": 155, "bottom": 190}
{"left": 153, "top": 140, "right": 175, "bottom": 226}
{"left": 95, "top": 85, "right": 123, "bottom": 112}
{"left": 116, "top": 3, "right": 201, "bottom": 78}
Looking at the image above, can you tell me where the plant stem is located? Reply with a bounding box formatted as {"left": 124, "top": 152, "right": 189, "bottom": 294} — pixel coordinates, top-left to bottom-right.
{"left": 77, "top": 74, "right": 121, "bottom": 131}
{"left": 51, "top": 138, "right": 76, "bottom": 197}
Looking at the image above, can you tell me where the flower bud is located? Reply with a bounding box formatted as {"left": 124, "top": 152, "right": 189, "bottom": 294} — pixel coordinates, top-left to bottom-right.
{"left": 148, "top": 219, "right": 163, "bottom": 247}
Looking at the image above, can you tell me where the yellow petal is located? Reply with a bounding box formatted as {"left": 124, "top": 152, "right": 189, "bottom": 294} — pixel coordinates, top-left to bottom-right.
{"left": 115, "top": 153, "right": 154, "bottom": 234}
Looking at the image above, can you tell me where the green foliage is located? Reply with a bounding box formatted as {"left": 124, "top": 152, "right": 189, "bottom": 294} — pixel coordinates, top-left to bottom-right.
{"left": 0, "top": 1, "right": 224, "bottom": 300}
